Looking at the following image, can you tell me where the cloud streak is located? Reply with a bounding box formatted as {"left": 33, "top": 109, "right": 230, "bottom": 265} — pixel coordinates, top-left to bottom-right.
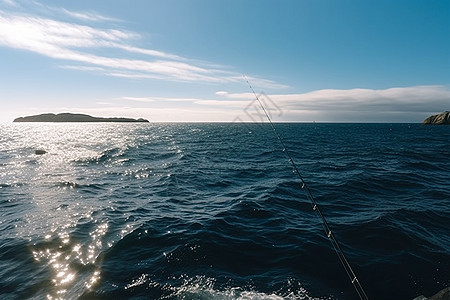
{"left": 58, "top": 8, "right": 120, "bottom": 23}
{"left": 215, "top": 85, "right": 449, "bottom": 110}
{"left": 120, "top": 85, "right": 449, "bottom": 110}
{"left": 0, "top": 6, "right": 283, "bottom": 87}
{"left": 6, "top": 85, "right": 445, "bottom": 123}
{"left": 277, "top": 86, "right": 450, "bottom": 113}
{"left": 1, "top": 0, "right": 16, "bottom": 7}
{"left": 207, "top": 85, "right": 450, "bottom": 122}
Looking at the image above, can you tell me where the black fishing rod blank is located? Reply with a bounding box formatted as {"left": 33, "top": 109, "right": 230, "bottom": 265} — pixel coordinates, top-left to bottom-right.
{"left": 244, "top": 76, "right": 369, "bottom": 300}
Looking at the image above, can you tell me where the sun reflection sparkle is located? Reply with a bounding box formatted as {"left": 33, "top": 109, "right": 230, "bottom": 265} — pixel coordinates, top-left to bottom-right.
{"left": 1, "top": 124, "right": 146, "bottom": 298}
{"left": 31, "top": 220, "right": 111, "bottom": 298}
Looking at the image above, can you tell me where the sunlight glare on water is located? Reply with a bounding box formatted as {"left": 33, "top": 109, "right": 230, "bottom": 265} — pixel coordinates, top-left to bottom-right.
{"left": 0, "top": 123, "right": 140, "bottom": 299}
{"left": 1, "top": 123, "right": 448, "bottom": 300}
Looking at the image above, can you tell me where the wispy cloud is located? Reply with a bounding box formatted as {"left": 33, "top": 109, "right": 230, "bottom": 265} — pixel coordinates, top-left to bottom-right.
{"left": 278, "top": 85, "right": 450, "bottom": 113}
{"left": 59, "top": 65, "right": 106, "bottom": 72}
{"left": 120, "top": 97, "right": 155, "bottom": 103}
{"left": 58, "top": 8, "right": 119, "bottom": 23}
{"left": 120, "top": 85, "right": 449, "bottom": 112}
{"left": 0, "top": 4, "right": 284, "bottom": 87}
{"left": 7, "top": 85, "right": 445, "bottom": 123}
{"left": 120, "top": 96, "right": 212, "bottom": 103}
{"left": 1, "top": 0, "right": 17, "bottom": 7}
{"left": 209, "top": 85, "right": 450, "bottom": 122}
{"left": 7, "top": 0, "right": 121, "bottom": 23}
{"left": 217, "top": 85, "right": 450, "bottom": 111}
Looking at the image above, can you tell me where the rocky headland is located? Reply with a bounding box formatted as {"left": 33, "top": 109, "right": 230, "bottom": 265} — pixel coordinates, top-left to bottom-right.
{"left": 422, "top": 111, "right": 450, "bottom": 125}
{"left": 13, "top": 113, "right": 149, "bottom": 123}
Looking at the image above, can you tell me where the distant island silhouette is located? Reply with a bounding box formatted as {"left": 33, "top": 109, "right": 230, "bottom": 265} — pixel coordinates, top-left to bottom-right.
{"left": 422, "top": 111, "right": 450, "bottom": 125}
{"left": 13, "top": 113, "right": 149, "bottom": 123}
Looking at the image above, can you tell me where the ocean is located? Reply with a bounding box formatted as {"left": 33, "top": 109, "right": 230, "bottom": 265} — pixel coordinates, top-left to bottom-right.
{"left": 0, "top": 123, "right": 448, "bottom": 300}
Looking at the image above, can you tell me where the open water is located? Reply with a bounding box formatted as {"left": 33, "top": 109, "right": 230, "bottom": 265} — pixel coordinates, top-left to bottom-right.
{"left": 0, "top": 123, "right": 448, "bottom": 300}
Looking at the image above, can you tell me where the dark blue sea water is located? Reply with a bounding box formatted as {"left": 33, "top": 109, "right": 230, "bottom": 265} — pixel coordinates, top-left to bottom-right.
{"left": 0, "top": 123, "right": 448, "bottom": 300}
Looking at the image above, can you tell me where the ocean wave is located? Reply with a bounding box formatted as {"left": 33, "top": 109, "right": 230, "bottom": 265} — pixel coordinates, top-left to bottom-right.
{"left": 1, "top": 123, "right": 448, "bottom": 300}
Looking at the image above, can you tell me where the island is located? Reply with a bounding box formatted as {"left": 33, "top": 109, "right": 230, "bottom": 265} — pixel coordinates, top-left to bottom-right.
{"left": 13, "top": 113, "right": 149, "bottom": 123}
{"left": 422, "top": 111, "right": 450, "bottom": 125}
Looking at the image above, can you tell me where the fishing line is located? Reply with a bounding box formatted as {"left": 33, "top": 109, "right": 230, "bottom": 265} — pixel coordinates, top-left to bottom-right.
{"left": 244, "top": 76, "right": 369, "bottom": 300}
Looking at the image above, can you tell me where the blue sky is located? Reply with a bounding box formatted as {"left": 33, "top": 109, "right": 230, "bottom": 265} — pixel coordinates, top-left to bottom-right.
{"left": 0, "top": 0, "right": 449, "bottom": 122}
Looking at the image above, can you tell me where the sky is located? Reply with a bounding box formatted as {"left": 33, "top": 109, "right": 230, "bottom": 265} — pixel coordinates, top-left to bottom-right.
{"left": 0, "top": 0, "right": 449, "bottom": 122}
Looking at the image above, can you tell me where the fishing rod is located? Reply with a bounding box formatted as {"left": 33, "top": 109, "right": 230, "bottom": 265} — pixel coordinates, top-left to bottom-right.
{"left": 244, "top": 76, "right": 369, "bottom": 300}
